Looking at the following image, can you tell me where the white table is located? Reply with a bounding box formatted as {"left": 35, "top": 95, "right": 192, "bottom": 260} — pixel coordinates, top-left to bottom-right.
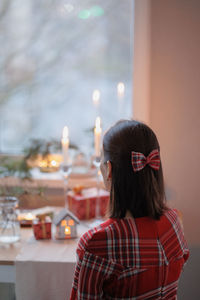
{"left": 0, "top": 221, "right": 91, "bottom": 300}
{"left": 0, "top": 173, "right": 105, "bottom": 299}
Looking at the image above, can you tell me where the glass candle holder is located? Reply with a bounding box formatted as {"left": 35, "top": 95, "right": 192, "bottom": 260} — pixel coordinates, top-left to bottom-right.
{"left": 60, "top": 161, "right": 72, "bottom": 209}
{"left": 0, "top": 196, "right": 20, "bottom": 243}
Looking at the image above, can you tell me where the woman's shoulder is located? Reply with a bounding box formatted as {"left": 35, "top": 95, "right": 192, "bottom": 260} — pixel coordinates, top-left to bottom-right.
{"left": 78, "top": 209, "right": 183, "bottom": 250}
{"left": 77, "top": 219, "right": 114, "bottom": 253}
{"left": 157, "top": 208, "right": 187, "bottom": 244}
{"left": 157, "top": 208, "right": 189, "bottom": 261}
{"left": 160, "top": 208, "right": 183, "bottom": 227}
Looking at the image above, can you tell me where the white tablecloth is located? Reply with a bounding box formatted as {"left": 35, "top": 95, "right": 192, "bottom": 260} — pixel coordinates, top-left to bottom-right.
{"left": 15, "top": 223, "right": 89, "bottom": 300}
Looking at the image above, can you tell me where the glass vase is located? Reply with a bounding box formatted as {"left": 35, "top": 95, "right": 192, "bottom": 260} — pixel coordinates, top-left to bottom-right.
{"left": 0, "top": 196, "right": 20, "bottom": 243}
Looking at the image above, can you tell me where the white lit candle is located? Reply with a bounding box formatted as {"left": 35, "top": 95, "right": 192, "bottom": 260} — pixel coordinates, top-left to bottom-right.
{"left": 62, "top": 126, "right": 69, "bottom": 165}
{"left": 94, "top": 117, "right": 102, "bottom": 157}
{"left": 25, "top": 213, "right": 35, "bottom": 221}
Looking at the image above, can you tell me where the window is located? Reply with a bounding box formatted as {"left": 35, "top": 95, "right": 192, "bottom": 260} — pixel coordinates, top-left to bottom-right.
{"left": 0, "top": 0, "right": 133, "bottom": 155}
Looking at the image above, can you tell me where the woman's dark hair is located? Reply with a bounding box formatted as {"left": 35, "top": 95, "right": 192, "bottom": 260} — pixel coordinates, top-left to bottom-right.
{"left": 103, "top": 120, "right": 167, "bottom": 220}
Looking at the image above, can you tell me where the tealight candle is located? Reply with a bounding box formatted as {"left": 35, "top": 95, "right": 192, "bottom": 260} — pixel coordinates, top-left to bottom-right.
{"left": 18, "top": 212, "right": 35, "bottom": 221}
{"left": 25, "top": 212, "right": 35, "bottom": 221}
{"left": 62, "top": 126, "right": 69, "bottom": 165}
{"left": 94, "top": 117, "right": 102, "bottom": 157}
{"left": 65, "top": 226, "right": 71, "bottom": 236}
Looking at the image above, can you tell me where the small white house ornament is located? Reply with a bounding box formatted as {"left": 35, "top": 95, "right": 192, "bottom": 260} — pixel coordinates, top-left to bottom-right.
{"left": 54, "top": 209, "right": 79, "bottom": 239}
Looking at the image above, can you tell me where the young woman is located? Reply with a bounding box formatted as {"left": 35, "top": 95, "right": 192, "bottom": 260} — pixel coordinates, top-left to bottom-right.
{"left": 70, "top": 120, "right": 189, "bottom": 299}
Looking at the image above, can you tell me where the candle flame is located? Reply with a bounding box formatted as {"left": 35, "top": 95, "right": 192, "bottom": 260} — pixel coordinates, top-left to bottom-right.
{"left": 65, "top": 226, "right": 71, "bottom": 235}
{"left": 92, "top": 89, "right": 100, "bottom": 104}
{"left": 62, "top": 126, "right": 69, "bottom": 139}
{"left": 51, "top": 160, "right": 57, "bottom": 166}
{"left": 117, "top": 82, "right": 125, "bottom": 95}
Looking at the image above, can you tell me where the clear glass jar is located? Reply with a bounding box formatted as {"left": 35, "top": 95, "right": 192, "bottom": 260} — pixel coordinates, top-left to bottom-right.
{"left": 0, "top": 196, "right": 20, "bottom": 243}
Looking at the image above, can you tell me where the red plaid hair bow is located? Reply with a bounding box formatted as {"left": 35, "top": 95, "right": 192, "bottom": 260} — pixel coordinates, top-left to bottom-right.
{"left": 131, "top": 149, "right": 160, "bottom": 172}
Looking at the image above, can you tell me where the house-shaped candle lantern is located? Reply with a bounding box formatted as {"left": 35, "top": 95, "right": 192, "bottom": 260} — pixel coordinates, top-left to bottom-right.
{"left": 54, "top": 209, "right": 79, "bottom": 239}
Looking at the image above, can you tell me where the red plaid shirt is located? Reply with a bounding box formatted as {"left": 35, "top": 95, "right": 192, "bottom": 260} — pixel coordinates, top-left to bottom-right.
{"left": 70, "top": 209, "right": 189, "bottom": 299}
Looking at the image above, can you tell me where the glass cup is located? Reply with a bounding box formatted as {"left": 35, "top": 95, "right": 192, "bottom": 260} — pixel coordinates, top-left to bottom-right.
{"left": 89, "top": 156, "right": 103, "bottom": 228}
{"left": 0, "top": 196, "right": 20, "bottom": 243}
{"left": 60, "top": 161, "right": 72, "bottom": 209}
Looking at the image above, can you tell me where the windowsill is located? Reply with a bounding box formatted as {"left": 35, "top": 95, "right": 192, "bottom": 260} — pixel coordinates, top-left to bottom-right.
{"left": 0, "top": 168, "right": 104, "bottom": 209}
{"left": 0, "top": 167, "right": 100, "bottom": 187}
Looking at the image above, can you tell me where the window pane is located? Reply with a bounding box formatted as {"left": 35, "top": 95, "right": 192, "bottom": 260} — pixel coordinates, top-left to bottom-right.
{"left": 0, "top": 0, "right": 133, "bottom": 154}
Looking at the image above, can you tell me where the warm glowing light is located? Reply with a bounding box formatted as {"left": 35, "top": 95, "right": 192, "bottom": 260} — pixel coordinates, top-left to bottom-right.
{"left": 65, "top": 226, "right": 71, "bottom": 235}
{"left": 24, "top": 213, "right": 34, "bottom": 221}
{"left": 92, "top": 90, "right": 100, "bottom": 107}
{"left": 51, "top": 160, "right": 57, "bottom": 166}
{"left": 38, "top": 155, "right": 60, "bottom": 171}
{"left": 68, "top": 219, "right": 74, "bottom": 226}
{"left": 117, "top": 82, "right": 125, "bottom": 97}
{"left": 26, "top": 213, "right": 34, "bottom": 220}
{"left": 39, "top": 160, "right": 47, "bottom": 168}
{"left": 18, "top": 212, "right": 35, "bottom": 221}
{"left": 61, "top": 220, "right": 67, "bottom": 226}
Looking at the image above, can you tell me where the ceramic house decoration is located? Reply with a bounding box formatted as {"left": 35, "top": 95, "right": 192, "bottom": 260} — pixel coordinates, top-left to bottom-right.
{"left": 54, "top": 209, "right": 79, "bottom": 239}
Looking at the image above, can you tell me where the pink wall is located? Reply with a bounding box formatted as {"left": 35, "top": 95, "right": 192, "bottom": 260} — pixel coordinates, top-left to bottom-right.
{"left": 133, "top": 0, "right": 151, "bottom": 124}
{"left": 149, "top": 0, "right": 200, "bottom": 245}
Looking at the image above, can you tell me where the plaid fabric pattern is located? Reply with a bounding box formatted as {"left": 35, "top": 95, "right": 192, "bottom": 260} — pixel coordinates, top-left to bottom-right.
{"left": 70, "top": 209, "right": 189, "bottom": 300}
{"left": 131, "top": 149, "right": 160, "bottom": 172}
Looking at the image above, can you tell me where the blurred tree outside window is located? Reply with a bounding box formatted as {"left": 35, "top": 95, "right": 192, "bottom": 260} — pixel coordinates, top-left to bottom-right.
{"left": 0, "top": 0, "right": 133, "bottom": 155}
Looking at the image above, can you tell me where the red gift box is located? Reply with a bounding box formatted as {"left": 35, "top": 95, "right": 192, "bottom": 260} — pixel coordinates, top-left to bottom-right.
{"left": 33, "top": 220, "right": 52, "bottom": 240}
{"left": 67, "top": 187, "right": 109, "bottom": 220}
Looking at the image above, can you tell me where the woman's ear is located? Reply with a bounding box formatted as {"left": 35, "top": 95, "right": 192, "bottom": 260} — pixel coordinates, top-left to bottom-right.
{"left": 107, "top": 161, "right": 112, "bottom": 180}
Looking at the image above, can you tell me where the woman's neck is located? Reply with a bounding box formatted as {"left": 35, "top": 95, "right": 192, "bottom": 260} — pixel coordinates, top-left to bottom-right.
{"left": 125, "top": 210, "right": 133, "bottom": 218}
